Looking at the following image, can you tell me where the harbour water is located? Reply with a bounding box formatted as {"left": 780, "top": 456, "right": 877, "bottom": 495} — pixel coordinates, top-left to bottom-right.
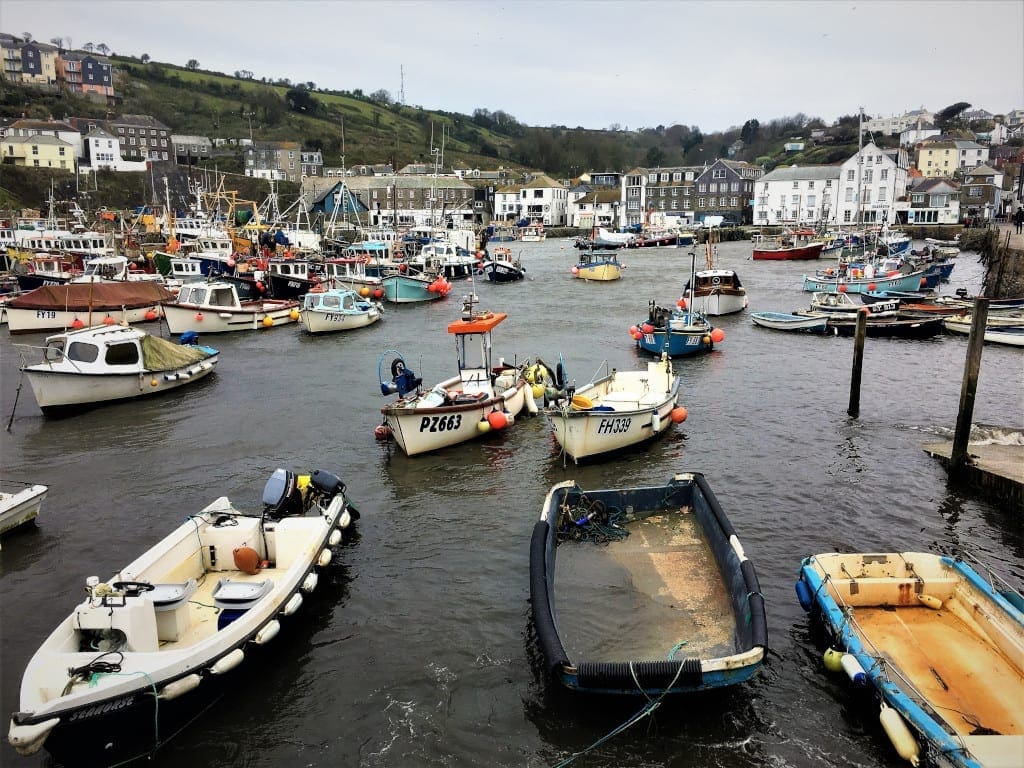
{"left": 1, "top": 239, "right": 1021, "bottom": 767}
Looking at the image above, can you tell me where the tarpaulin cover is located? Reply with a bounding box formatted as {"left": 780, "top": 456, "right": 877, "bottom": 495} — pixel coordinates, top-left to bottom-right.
{"left": 140, "top": 334, "right": 212, "bottom": 371}
{"left": 10, "top": 282, "right": 175, "bottom": 311}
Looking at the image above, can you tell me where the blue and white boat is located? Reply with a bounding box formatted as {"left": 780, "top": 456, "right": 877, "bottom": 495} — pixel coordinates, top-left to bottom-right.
{"left": 299, "top": 288, "right": 382, "bottom": 334}
{"left": 796, "top": 551, "right": 1024, "bottom": 768}
{"left": 750, "top": 311, "right": 828, "bottom": 333}
{"left": 380, "top": 271, "right": 451, "bottom": 304}
{"left": 633, "top": 304, "right": 718, "bottom": 357}
{"left": 531, "top": 472, "right": 767, "bottom": 695}
{"left": 802, "top": 269, "right": 927, "bottom": 294}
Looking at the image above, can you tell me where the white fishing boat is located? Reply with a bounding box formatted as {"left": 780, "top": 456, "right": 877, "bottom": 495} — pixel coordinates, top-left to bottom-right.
{"left": 0, "top": 482, "right": 48, "bottom": 545}
{"left": 5, "top": 282, "right": 173, "bottom": 335}
{"left": 543, "top": 354, "right": 686, "bottom": 464}
{"left": 943, "top": 317, "right": 1024, "bottom": 347}
{"left": 299, "top": 287, "right": 382, "bottom": 334}
{"left": 377, "top": 293, "right": 530, "bottom": 456}
{"left": 161, "top": 281, "right": 300, "bottom": 335}
{"left": 17, "top": 324, "right": 219, "bottom": 413}
{"left": 750, "top": 311, "right": 829, "bottom": 333}
{"left": 7, "top": 468, "right": 357, "bottom": 765}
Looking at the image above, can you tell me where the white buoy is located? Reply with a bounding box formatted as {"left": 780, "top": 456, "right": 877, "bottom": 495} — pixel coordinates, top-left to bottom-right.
{"left": 318, "top": 548, "right": 332, "bottom": 567}
{"left": 880, "top": 704, "right": 921, "bottom": 766}
{"left": 253, "top": 620, "right": 280, "bottom": 645}
{"left": 282, "top": 593, "right": 303, "bottom": 616}
{"left": 840, "top": 653, "right": 867, "bottom": 685}
{"left": 917, "top": 593, "right": 943, "bottom": 610}
{"left": 302, "top": 572, "right": 319, "bottom": 593}
{"left": 328, "top": 529, "right": 342, "bottom": 546}
{"left": 158, "top": 673, "right": 202, "bottom": 700}
{"left": 209, "top": 648, "right": 244, "bottom": 675}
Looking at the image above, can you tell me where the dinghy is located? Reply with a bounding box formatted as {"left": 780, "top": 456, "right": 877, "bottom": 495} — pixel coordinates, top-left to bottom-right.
{"left": 531, "top": 473, "right": 767, "bottom": 695}
{"left": 796, "top": 552, "right": 1024, "bottom": 768}
{"left": 8, "top": 468, "right": 358, "bottom": 765}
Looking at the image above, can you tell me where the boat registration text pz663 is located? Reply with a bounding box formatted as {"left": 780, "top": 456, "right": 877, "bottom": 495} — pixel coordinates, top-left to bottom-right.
{"left": 420, "top": 414, "right": 463, "bottom": 432}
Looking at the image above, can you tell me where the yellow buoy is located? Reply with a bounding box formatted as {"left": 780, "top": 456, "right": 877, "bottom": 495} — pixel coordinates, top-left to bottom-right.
{"left": 879, "top": 704, "right": 920, "bottom": 766}
{"left": 477, "top": 418, "right": 491, "bottom": 433}
{"left": 823, "top": 647, "right": 844, "bottom": 672}
{"left": 150, "top": 378, "right": 159, "bottom": 387}
{"left": 531, "top": 383, "right": 545, "bottom": 399}
{"left": 289, "top": 308, "right": 300, "bottom": 321}
{"left": 262, "top": 316, "right": 274, "bottom": 327}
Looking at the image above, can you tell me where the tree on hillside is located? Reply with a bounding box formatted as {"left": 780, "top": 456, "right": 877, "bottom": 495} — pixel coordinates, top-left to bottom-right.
{"left": 645, "top": 146, "right": 666, "bottom": 167}
{"left": 935, "top": 102, "right": 971, "bottom": 126}
{"left": 186, "top": 59, "right": 200, "bottom": 71}
{"left": 83, "top": 42, "right": 94, "bottom": 52}
{"left": 285, "top": 87, "right": 319, "bottom": 114}
{"left": 141, "top": 53, "right": 150, "bottom": 63}
{"left": 369, "top": 89, "right": 392, "bottom": 105}
{"left": 235, "top": 70, "right": 253, "bottom": 80}
{"left": 22, "top": 32, "right": 32, "bottom": 42}
{"left": 97, "top": 43, "right": 110, "bottom": 55}
{"left": 49, "top": 37, "right": 63, "bottom": 51}
{"left": 740, "top": 119, "right": 760, "bottom": 142}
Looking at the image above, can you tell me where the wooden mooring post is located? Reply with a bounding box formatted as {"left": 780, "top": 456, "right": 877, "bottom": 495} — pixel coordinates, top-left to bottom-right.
{"left": 950, "top": 298, "right": 990, "bottom": 475}
{"left": 847, "top": 309, "right": 868, "bottom": 417}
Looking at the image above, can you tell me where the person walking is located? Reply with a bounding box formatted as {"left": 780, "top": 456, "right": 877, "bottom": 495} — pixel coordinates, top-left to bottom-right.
{"left": 1014, "top": 206, "right": 1024, "bottom": 235}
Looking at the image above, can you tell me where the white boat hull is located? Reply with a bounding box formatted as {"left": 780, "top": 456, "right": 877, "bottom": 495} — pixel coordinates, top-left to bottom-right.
{"left": 690, "top": 291, "right": 747, "bottom": 316}
{"left": 383, "top": 379, "right": 529, "bottom": 456}
{"left": 0, "top": 484, "right": 48, "bottom": 540}
{"left": 163, "top": 301, "right": 299, "bottom": 334}
{"left": 300, "top": 306, "right": 381, "bottom": 334}
{"left": 26, "top": 358, "right": 218, "bottom": 410}
{"left": 545, "top": 360, "right": 681, "bottom": 463}
{"left": 6, "top": 306, "right": 163, "bottom": 334}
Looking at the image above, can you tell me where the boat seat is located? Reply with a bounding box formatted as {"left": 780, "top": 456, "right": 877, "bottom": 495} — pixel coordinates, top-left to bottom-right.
{"left": 212, "top": 578, "right": 274, "bottom": 611}
{"left": 148, "top": 579, "right": 198, "bottom": 612}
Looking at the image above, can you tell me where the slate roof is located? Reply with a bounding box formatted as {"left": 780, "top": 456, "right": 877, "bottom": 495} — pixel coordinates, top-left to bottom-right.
{"left": 759, "top": 165, "right": 841, "bottom": 183}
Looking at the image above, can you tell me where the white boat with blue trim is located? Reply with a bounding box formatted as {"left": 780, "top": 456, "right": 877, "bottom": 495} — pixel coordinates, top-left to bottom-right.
{"left": 797, "top": 551, "right": 1024, "bottom": 768}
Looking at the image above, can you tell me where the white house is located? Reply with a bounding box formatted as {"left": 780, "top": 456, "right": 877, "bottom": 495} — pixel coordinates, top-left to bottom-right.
{"left": 836, "top": 142, "right": 909, "bottom": 226}
{"left": 81, "top": 128, "right": 147, "bottom": 172}
{"left": 975, "top": 123, "right": 1009, "bottom": 146}
{"left": 4, "top": 118, "right": 83, "bottom": 159}
{"left": 569, "top": 188, "right": 620, "bottom": 229}
{"left": 752, "top": 165, "right": 841, "bottom": 226}
{"left": 493, "top": 184, "right": 522, "bottom": 222}
{"left": 519, "top": 174, "right": 567, "bottom": 226}
{"left": 899, "top": 120, "right": 940, "bottom": 147}
{"left": 899, "top": 177, "right": 960, "bottom": 225}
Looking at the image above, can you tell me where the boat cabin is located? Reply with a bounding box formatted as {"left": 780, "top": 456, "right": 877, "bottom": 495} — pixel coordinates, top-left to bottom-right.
{"left": 170, "top": 257, "right": 206, "bottom": 283}
{"left": 446, "top": 295, "right": 507, "bottom": 398}
{"left": 174, "top": 282, "right": 244, "bottom": 310}
{"left": 58, "top": 233, "right": 112, "bottom": 257}
{"left": 40, "top": 325, "right": 146, "bottom": 373}
{"left": 302, "top": 289, "right": 364, "bottom": 312}
{"left": 74, "top": 256, "right": 130, "bottom": 282}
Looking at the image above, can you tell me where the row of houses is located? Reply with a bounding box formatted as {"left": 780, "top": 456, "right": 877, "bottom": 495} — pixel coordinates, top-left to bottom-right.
{"left": 862, "top": 107, "right": 1024, "bottom": 146}
{"left": 0, "top": 34, "right": 114, "bottom": 100}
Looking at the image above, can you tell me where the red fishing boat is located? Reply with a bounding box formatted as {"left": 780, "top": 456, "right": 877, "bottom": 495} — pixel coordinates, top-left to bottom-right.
{"left": 752, "top": 229, "right": 824, "bottom": 261}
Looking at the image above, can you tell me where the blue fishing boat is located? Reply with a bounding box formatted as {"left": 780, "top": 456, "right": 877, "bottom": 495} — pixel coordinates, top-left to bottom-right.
{"left": 631, "top": 251, "right": 722, "bottom": 356}
{"left": 380, "top": 271, "right": 451, "bottom": 304}
{"left": 802, "top": 269, "right": 927, "bottom": 294}
{"left": 531, "top": 472, "right": 767, "bottom": 695}
{"left": 796, "top": 552, "right": 1024, "bottom": 768}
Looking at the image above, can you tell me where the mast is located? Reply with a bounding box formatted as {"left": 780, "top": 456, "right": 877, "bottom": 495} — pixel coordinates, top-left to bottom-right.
{"left": 856, "top": 106, "right": 864, "bottom": 230}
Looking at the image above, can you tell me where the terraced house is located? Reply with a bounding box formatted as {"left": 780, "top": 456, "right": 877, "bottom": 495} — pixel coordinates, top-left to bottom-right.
{"left": 1, "top": 134, "right": 73, "bottom": 171}
{"left": 105, "top": 114, "right": 172, "bottom": 162}
{"left": 621, "top": 165, "right": 702, "bottom": 229}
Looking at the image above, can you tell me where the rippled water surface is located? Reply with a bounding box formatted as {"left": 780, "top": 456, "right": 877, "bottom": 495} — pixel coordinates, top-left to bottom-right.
{"left": 2, "top": 239, "right": 1021, "bottom": 768}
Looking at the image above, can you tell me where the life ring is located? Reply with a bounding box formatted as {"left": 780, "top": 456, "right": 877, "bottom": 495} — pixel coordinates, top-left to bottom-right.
{"left": 711, "top": 276, "right": 721, "bottom": 286}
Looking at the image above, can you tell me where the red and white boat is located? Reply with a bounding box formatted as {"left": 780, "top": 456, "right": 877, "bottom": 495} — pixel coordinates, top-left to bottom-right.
{"left": 752, "top": 229, "right": 824, "bottom": 261}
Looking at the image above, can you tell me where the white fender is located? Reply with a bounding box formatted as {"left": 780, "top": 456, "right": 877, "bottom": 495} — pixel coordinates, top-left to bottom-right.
{"left": 301, "top": 572, "right": 319, "bottom": 593}
{"left": 328, "top": 529, "right": 342, "bottom": 546}
{"left": 158, "top": 673, "right": 201, "bottom": 700}
{"left": 651, "top": 409, "right": 661, "bottom": 432}
{"left": 253, "top": 620, "right": 280, "bottom": 645}
{"left": 318, "top": 548, "right": 332, "bottom": 567}
{"left": 339, "top": 510, "right": 352, "bottom": 529}
{"left": 525, "top": 392, "right": 539, "bottom": 414}
{"left": 209, "top": 648, "right": 244, "bottom": 675}
{"left": 282, "top": 593, "right": 303, "bottom": 616}
{"left": 8, "top": 717, "right": 60, "bottom": 756}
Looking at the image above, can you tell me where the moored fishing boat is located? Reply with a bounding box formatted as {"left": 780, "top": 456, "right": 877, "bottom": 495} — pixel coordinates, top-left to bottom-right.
{"left": 802, "top": 268, "right": 928, "bottom": 294}
{"left": 298, "top": 287, "right": 382, "bottom": 334}
{"left": 380, "top": 270, "right": 451, "bottom": 304}
{"left": 17, "top": 324, "right": 218, "bottom": 412}
{"left": 824, "top": 314, "right": 945, "bottom": 339}
{"left": 531, "top": 472, "right": 767, "bottom": 694}
{"left": 542, "top": 354, "right": 686, "bottom": 463}
{"left": 481, "top": 247, "right": 526, "bottom": 283}
{"left": 943, "top": 317, "right": 1024, "bottom": 347}
{"left": 796, "top": 551, "right": 1024, "bottom": 768}
{"left": 161, "top": 281, "right": 300, "bottom": 334}
{"left": 7, "top": 468, "right": 357, "bottom": 765}
{"left": 752, "top": 229, "right": 824, "bottom": 260}
{"left": 0, "top": 482, "right": 48, "bottom": 544}
{"left": 572, "top": 250, "right": 622, "bottom": 281}
{"left": 376, "top": 293, "right": 530, "bottom": 456}
{"left": 5, "top": 282, "right": 173, "bottom": 335}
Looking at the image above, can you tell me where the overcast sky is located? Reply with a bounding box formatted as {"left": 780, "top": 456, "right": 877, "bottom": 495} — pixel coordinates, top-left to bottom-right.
{"left": 5, "top": 0, "right": 1023, "bottom": 132}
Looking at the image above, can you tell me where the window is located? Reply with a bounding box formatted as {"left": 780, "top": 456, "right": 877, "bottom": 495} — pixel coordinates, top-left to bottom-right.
{"left": 31, "top": 145, "right": 39, "bottom": 155}
{"left": 825, "top": 180, "right": 832, "bottom": 188}
{"left": 709, "top": 183, "right": 717, "bottom": 193}
{"left": 793, "top": 181, "right": 800, "bottom": 189}
{"left": 847, "top": 170, "right": 855, "bottom": 181}
{"left": 881, "top": 169, "right": 888, "bottom": 180}
{"left": 672, "top": 172, "right": 681, "bottom": 182}
{"left": 105, "top": 342, "right": 139, "bottom": 366}
{"left": 67, "top": 342, "right": 99, "bottom": 363}
{"left": 968, "top": 187, "right": 982, "bottom": 197}
{"left": 845, "top": 188, "right": 854, "bottom": 202}
{"left": 129, "top": 128, "right": 135, "bottom": 135}
{"left": 648, "top": 173, "right": 657, "bottom": 183}
{"left": 844, "top": 210, "right": 852, "bottom": 222}
{"left": 863, "top": 169, "right": 873, "bottom": 183}
{"left": 660, "top": 173, "right": 668, "bottom": 182}
{"left": 730, "top": 197, "right": 738, "bottom": 206}
{"left": 698, "top": 197, "right": 706, "bottom": 207}
{"left": 698, "top": 183, "right": 707, "bottom": 193}
{"left": 791, "top": 195, "right": 800, "bottom": 204}
{"left": 709, "top": 197, "right": 716, "bottom": 207}
{"left": 807, "top": 195, "right": 816, "bottom": 207}
{"left": 911, "top": 193, "right": 925, "bottom": 203}
{"left": 712, "top": 168, "right": 726, "bottom": 179}
{"left": 862, "top": 189, "right": 871, "bottom": 204}
{"left": 878, "top": 188, "right": 887, "bottom": 202}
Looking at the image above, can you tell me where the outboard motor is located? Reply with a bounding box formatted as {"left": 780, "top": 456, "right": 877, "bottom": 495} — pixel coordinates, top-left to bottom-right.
{"left": 310, "top": 469, "right": 345, "bottom": 497}
{"left": 262, "top": 468, "right": 304, "bottom": 519}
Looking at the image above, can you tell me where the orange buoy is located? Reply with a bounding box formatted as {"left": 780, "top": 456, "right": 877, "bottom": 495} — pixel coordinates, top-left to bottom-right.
{"left": 670, "top": 406, "right": 688, "bottom": 423}
{"left": 838, "top": 284, "right": 848, "bottom": 293}
{"left": 571, "top": 266, "right": 579, "bottom": 274}
{"left": 71, "top": 318, "right": 85, "bottom": 329}
{"left": 360, "top": 286, "right": 370, "bottom": 297}
{"left": 628, "top": 325, "right": 638, "bottom": 336}
{"left": 195, "top": 312, "right": 204, "bottom": 321}
{"left": 710, "top": 328, "right": 725, "bottom": 343}
{"left": 374, "top": 424, "right": 391, "bottom": 440}
{"left": 372, "top": 288, "right": 384, "bottom": 299}
{"left": 677, "top": 298, "right": 687, "bottom": 309}
{"left": 145, "top": 309, "right": 158, "bottom": 321}
{"left": 233, "top": 546, "right": 262, "bottom": 575}
{"left": 487, "top": 410, "right": 508, "bottom": 430}
{"left": 641, "top": 323, "right": 654, "bottom": 334}
{"left": 867, "top": 283, "right": 877, "bottom": 292}
{"left": 103, "top": 315, "right": 116, "bottom": 325}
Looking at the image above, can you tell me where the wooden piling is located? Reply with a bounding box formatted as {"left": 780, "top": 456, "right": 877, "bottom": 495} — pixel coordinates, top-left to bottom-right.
{"left": 950, "top": 298, "right": 990, "bottom": 474}
{"left": 847, "top": 309, "right": 868, "bottom": 417}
